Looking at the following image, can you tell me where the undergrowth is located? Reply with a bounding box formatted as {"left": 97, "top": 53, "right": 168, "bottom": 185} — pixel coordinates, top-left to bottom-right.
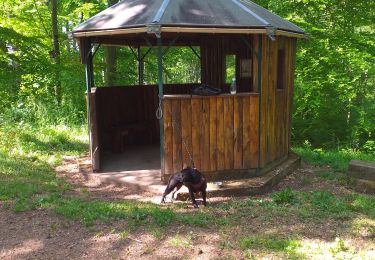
{"left": 293, "top": 147, "right": 375, "bottom": 172}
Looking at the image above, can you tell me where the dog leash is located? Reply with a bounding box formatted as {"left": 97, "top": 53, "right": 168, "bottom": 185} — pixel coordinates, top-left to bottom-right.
{"left": 170, "top": 110, "right": 196, "bottom": 168}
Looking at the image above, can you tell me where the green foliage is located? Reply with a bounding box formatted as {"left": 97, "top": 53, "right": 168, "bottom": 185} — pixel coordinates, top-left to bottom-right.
{"left": 271, "top": 188, "right": 299, "bottom": 205}
{"left": 293, "top": 146, "right": 375, "bottom": 171}
{"left": 256, "top": 0, "right": 375, "bottom": 149}
{"left": 1, "top": 0, "right": 373, "bottom": 147}
{"left": 239, "top": 235, "right": 301, "bottom": 253}
{"left": 0, "top": 0, "right": 105, "bottom": 125}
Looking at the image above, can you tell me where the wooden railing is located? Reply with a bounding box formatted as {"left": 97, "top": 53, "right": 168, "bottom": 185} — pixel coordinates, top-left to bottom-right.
{"left": 163, "top": 93, "right": 259, "bottom": 177}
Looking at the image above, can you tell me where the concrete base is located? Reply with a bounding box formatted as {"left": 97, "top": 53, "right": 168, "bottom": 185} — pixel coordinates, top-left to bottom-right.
{"left": 79, "top": 146, "right": 301, "bottom": 202}
{"left": 355, "top": 179, "right": 375, "bottom": 194}
{"left": 348, "top": 160, "right": 375, "bottom": 194}
{"left": 176, "top": 153, "right": 301, "bottom": 199}
{"left": 349, "top": 160, "right": 375, "bottom": 181}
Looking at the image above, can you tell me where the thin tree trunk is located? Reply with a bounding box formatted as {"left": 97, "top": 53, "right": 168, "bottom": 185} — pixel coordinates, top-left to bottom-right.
{"left": 104, "top": 0, "right": 118, "bottom": 87}
{"left": 65, "top": 20, "right": 71, "bottom": 54}
{"left": 51, "top": 0, "right": 61, "bottom": 105}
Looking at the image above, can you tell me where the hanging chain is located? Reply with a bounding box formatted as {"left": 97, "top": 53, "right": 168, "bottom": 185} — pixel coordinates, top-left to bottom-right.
{"left": 170, "top": 110, "right": 195, "bottom": 168}
{"left": 155, "top": 97, "right": 163, "bottom": 120}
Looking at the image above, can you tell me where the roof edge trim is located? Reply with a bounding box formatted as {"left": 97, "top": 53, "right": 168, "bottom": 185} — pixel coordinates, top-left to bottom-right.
{"left": 72, "top": 27, "right": 148, "bottom": 37}
{"left": 72, "top": 27, "right": 306, "bottom": 38}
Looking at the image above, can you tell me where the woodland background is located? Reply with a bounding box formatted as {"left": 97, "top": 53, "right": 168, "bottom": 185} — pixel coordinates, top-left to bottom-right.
{"left": 0, "top": 0, "right": 374, "bottom": 151}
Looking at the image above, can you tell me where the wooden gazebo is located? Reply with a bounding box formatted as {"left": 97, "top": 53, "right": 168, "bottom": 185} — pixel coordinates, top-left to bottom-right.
{"left": 72, "top": 0, "right": 306, "bottom": 183}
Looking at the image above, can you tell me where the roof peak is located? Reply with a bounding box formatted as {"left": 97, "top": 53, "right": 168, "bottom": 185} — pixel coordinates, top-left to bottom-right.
{"left": 72, "top": 0, "right": 305, "bottom": 38}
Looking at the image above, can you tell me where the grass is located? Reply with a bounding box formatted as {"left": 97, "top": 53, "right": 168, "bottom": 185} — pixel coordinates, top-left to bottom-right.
{"left": 293, "top": 146, "right": 375, "bottom": 172}
{"left": 0, "top": 124, "right": 86, "bottom": 211}
{"left": 0, "top": 123, "right": 226, "bottom": 228}
{"left": 239, "top": 235, "right": 301, "bottom": 252}
{"left": 1, "top": 123, "right": 375, "bottom": 258}
{"left": 239, "top": 235, "right": 368, "bottom": 260}
{"left": 170, "top": 231, "right": 193, "bottom": 248}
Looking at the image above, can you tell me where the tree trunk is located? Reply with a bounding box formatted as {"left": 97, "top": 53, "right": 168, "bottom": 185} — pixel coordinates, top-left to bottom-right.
{"left": 51, "top": 0, "right": 61, "bottom": 105}
{"left": 104, "top": 0, "right": 118, "bottom": 87}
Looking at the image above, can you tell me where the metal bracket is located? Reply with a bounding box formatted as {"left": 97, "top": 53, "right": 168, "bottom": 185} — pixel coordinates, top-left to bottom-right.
{"left": 147, "top": 23, "right": 161, "bottom": 38}
{"left": 266, "top": 26, "right": 276, "bottom": 41}
{"left": 92, "top": 44, "right": 101, "bottom": 58}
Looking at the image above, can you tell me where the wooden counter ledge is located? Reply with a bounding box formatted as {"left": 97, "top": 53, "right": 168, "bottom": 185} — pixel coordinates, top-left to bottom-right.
{"left": 164, "top": 92, "right": 260, "bottom": 99}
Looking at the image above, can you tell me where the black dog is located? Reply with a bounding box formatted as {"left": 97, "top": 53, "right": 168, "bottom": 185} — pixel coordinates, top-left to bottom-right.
{"left": 161, "top": 167, "right": 207, "bottom": 208}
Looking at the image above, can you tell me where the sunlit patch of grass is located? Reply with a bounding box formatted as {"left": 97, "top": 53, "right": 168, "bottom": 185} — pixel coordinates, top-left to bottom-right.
{"left": 293, "top": 238, "right": 371, "bottom": 259}
{"left": 239, "top": 235, "right": 300, "bottom": 252}
{"left": 266, "top": 188, "right": 375, "bottom": 220}
{"left": 348, "top": 194, "right": 375, "bottom": 218}
{"left": 119, "top": 230, "right": 129, "bottom": 240}
{"left": 0, "top": 124, "right": 88, "bottom": 166}
{"left": 239, "top": 235, "right": 304, "bottom": 259}
{"left": 239, "top": 236, "right": 373, "bottom": 259}
{"left": 52, "top": 198, "right": 177, "bottom": 227}
{"left": 0, "top": 151, "right": 69, "bottom": 212}
{"left": 169, "top": 231, "right": 193, "bottom": 248}
{"left": 351, "top": 218, "right": 375, "bottom": 237}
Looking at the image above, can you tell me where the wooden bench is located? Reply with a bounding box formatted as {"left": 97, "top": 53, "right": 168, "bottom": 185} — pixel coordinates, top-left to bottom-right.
{"left": 348, "top": 160, "right": 375, "bottom": 193}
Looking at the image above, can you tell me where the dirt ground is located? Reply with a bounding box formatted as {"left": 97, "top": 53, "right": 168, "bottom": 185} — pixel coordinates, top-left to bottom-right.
{"left": 1, "top": 157, "right": 373, "bottom": 259}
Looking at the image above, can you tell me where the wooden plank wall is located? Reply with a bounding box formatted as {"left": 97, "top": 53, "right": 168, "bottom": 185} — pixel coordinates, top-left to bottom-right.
{"left": 260, "top": 36, "right": 297, "bottom": 167}
{"left": 163, "top": 94, "right": 259, "bottom": 176}
{"left": 95, "top": 84, "right": 193, "bottom": 151}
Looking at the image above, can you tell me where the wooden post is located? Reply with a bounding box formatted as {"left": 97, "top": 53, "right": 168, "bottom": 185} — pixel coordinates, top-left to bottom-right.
{"left": 157, "top": 36, "right": 165, "bottom": 179}
{"left": 257, "top": 35, "right": 263, "bottom": 172}
{"left": 89, "top": 88, "right": 100, "bottom": 171}
{"left": 84, "top": 41, "right": 100, "bottom": 172}
{"left": 138, "top": 46, "right": 144, "bottom": 85}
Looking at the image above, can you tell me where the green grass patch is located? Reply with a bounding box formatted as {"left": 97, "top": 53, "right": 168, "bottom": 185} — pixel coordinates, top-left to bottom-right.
{"left": 0, "top": 124, "right": 86, "bottom": 212}
{"left": 0, "top": 123, "right": 227, "bottom": 228}
{"left": 266, "top": 188, "right": 375, "bottom": 220}
{"left": 52, "top": 198, "right": 176, "bottom": 227}
{"left": 0, "top": 151, "right": 69, "bottom": 211}
{"left": 271, "top": 188, "right": 299, "bottom": 205}
{"left": 293, "top": 147, "right": 375, "bottom": 172}
{"left": 1, "top": 123, "right": 374, "bottom": 236}
{"left": 239, "top": 235, "right": 300, "bottom": 251}
{"left": 170, "top": 232, "right": 193, "bottom": 248}
{"left": 0, "top": 124, "right": 88, "bottom": 166}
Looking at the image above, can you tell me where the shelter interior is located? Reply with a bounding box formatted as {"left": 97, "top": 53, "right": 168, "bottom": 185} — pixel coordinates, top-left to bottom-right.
{"left": 90, "top": 33, "right": 262, "bottom": 162}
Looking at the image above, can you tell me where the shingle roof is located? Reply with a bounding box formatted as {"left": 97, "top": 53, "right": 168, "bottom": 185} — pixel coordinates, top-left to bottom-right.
{"left": 72, "top": 0, "right": 305, "bottom": 37}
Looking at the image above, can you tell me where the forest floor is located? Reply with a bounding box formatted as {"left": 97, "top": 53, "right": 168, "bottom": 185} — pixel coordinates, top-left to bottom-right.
{"left": 1, "top": 158, "right": 374, "bottom": 259}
